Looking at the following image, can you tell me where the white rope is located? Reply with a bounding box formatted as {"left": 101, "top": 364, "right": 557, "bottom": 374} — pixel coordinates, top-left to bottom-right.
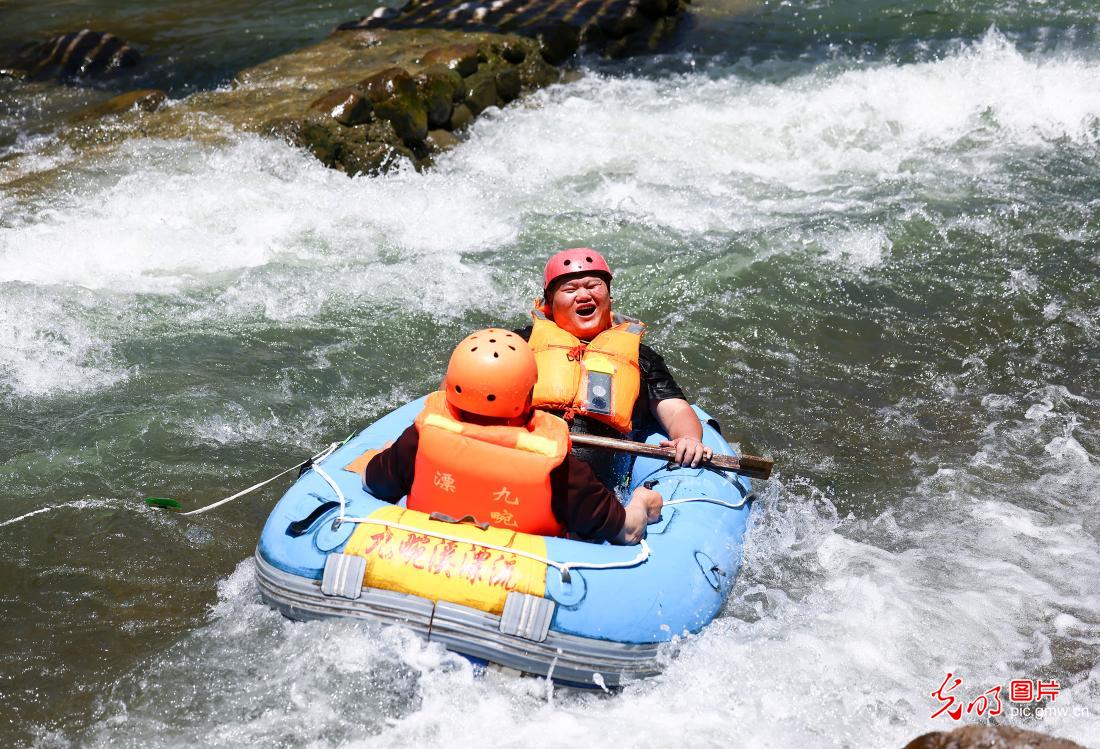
{"left": 0, "top": 506, "right": 55, "bottom": 528}
{"left": 664, "top": 495, "right": 752, "bottom": 510}
{"left": 311, "top": 462, "right": 652, "bottom": 580}
{"left": 179, "top": 442, "right": 341, "bottom": 516}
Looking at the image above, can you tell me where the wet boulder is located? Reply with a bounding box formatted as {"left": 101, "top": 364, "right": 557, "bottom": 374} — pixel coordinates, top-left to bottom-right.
{"left": 309, "top": 88, "right": 373, "bottom": 126}
{"left": 903, "top": 726, "right": 1086, "bottom": 749}
{"left": 462, "top": 70, "right": 498, "bottom": 115}
{"left": 421, "top": 44, "right": 480, "bottom": 77}
{"left": 358, "top": 66, "right": 418, "bottom": 102}
{"left": 359, "top": 67, "right": 428, "bottom": 144}
{"left": 414, "top": 69, "right": 458, "bottom": 129}
{"left": 4, "top": 30, "right": 140, "bottom": 80}
{"left": 70, "top": 89, "right": 166, "bottom": 122}
{"left": 448, "top": 102, "right": 473, "bottom": 131}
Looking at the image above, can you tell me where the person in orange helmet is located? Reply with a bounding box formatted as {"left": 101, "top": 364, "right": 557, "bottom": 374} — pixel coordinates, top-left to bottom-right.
{"left": 513, "top": 248, "right": 711, "bottom": 486}
{"left": 362, "top": 329, "right": 663, "bottom": 544}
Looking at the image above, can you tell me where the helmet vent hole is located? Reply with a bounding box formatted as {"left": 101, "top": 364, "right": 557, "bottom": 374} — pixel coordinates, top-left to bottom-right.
{"left": 508, "top": 345, "right": 515, "bottom": 350}
{"left": 470, "top": 346, "right": 478, "bottom": 352}
{"left": 487, "top": 394, "right": 496, "bottom": 402}
{"left": 586, "top": 256, "right": 593, "bottom": 262}
{"left": 455, "top": 385, "right": 462, "bottom": 393}
{"left": 563, "top": 259, "right": 571, "bottom": 266}
{"left": 493, "top": 352, "right": 499, "bottom": 358}
{"left": 489, "top": 338, "right": 496, "bottom": 343}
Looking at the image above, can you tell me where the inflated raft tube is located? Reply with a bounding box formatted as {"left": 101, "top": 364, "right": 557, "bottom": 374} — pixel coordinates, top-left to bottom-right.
{"left": 255, "top": 396, "right": 754, "bottom": 689}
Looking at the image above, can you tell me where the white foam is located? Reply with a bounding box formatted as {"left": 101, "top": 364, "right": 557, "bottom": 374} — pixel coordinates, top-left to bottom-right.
{"left": 9, "top": 29, "right": 1100, "bottom": 748}
{"left": 0, "top": 288, "right": 129, "bottom": 398}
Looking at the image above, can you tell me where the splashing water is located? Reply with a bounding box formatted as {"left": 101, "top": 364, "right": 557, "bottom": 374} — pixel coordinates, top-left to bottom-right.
{"left": 3, "top": 8, "right": 1100, "bottom": 748}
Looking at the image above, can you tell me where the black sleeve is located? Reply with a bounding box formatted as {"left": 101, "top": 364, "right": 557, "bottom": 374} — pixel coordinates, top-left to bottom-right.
{"left": 362, "top": 425, "right": 419, "bottom": 502}
{"left": 549, "top": 455, "right": 625, "bottom": 542}
{"left": 513, "top": 325, "right": 532, "bottom": 341}
{"left": 639, "top": 343, "right": 687, "bottom": 403}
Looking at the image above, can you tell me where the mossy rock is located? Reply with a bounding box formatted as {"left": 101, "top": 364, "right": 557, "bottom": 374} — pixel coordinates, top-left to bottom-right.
{"left": 358, "top": 66, "right": 428, "bottom": 143}
{"left": 341, "top": 141, "right": 410, "bottom": 177}
{"left": 415, "top": 70, "right": 457, "bottom": 129}
{"left": 463, "top": 70, "right": 498, "bottom": 115}
{"left": 291, "top": 114, "right": 344, "bottom": 167}
{"left": 419, "top": 64, "right": 464, "bottom": 101}
{"left": 373, "top": 95, "right": 428, "bottom": 144}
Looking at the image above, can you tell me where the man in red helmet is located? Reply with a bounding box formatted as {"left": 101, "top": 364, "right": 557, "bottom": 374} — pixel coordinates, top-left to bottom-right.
{"left": 362, "top": 329, "right": 663, "bottom": 544}
{"left": 513, "top": 248, "right": 711, "bottom": 486}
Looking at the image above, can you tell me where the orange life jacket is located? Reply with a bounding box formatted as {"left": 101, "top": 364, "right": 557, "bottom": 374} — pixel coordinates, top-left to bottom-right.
{"left": 528, "top": 306, "right": 644, "bottom": 433}
{"left": 408, "top": 391, "right": 570, "bottom": 536}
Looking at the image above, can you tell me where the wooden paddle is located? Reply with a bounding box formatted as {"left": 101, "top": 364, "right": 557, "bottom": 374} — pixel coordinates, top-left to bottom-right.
{"left": 570, "top": 433, "right": 774, "bottom": 480}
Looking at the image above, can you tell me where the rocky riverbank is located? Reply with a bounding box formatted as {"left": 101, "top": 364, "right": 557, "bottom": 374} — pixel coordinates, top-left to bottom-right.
{"left": 2, "top": 1, "right": 691, "bottom": 180}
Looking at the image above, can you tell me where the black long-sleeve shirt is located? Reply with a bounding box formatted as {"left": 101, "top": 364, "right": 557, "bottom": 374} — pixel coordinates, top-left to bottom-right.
{"left": 362, "top": 424, "right": 625, "bottom": 542}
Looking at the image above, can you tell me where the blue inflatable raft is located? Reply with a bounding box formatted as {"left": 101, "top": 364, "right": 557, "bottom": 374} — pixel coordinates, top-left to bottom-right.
{"left": 255, "top": 396, "right": 754, "bottom": 689}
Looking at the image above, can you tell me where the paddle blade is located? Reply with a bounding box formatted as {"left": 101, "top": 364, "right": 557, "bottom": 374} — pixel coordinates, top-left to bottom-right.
{"left": 145, "top": 497, "right": 183, "bottom": 511}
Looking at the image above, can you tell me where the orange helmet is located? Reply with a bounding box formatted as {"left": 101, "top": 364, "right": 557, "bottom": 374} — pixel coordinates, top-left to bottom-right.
{"left": 444, "top": 328, "right": 537, "bottom": 419}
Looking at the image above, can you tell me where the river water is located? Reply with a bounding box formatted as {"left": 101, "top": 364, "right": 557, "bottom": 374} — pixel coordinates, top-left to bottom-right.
{"left": 2, "top": 1, "right": 1098, "bottom": 747}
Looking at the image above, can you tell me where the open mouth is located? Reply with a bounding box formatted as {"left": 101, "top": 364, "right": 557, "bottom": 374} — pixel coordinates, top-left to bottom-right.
{"left": 575, "top": 304, "right": 597, "bottom": 319}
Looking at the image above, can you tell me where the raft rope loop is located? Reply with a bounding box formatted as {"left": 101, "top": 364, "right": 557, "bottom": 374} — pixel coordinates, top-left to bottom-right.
{"left": 310, "top": 461, "right": 650, "bottom": 583}
{"left": 178, "top": 442, "right": 342, "bottom": 517}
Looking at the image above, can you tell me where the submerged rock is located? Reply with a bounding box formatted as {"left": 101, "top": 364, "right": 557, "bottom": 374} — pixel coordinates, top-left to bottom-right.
{"left": 2, "top": 30, "right": 140, "bottom": 80}
{"left": 70, "top": 89, "right": 166, "bottom": 122}
{"left": 337, "top": 0, "right": 689, "bottom": 60}
{"left": 903, "top": 726, "right": 1086, "bottom": 749}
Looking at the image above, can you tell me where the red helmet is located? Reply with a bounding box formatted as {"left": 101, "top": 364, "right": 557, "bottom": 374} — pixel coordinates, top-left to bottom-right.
{"left": 444, "top": 328, "right": 537, "bottom": 419}
{"left": 543, "top": 248, "right": 612, "bottom": 292}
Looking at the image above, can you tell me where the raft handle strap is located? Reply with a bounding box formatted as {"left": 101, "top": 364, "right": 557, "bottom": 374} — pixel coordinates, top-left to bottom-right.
{"left": 287, "top": 500, "right": 342, "bottom": 538}
{"left": 428, "top": 512, "right": 490, "bottom": 531}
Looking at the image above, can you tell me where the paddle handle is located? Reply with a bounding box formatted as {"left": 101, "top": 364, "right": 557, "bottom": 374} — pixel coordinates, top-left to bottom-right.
{"left": 570, "top": 434, "right": 774, "bottom": 480}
